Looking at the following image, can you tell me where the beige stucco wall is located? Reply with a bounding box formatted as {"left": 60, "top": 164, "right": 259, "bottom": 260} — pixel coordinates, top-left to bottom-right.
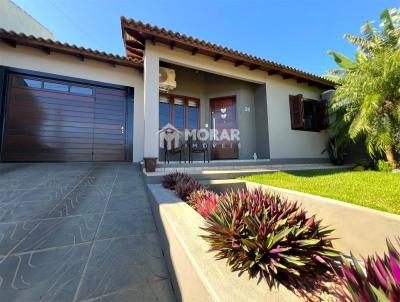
{"left": 266, "top": 77, "right": 328, "bottom": 159}
{"left": 151, "top": 42, "right": 328, "bottom": 161}
{"left": 0, "top": 42, "right": 145, "bottom": 161}
{"left": 0, "top": 0, "right": 54, "bottom": 39}
{"left": 0, "top": 39, "right": 329, "bottom": 162}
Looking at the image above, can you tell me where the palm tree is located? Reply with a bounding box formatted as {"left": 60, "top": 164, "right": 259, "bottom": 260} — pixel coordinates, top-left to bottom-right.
{"left": 327, "top": 8, "right": 400, "bottom": 167}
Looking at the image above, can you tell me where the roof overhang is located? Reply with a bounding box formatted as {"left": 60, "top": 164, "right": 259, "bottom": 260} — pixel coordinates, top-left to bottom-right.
{"left": 0, "top": 29, "right": 143, "bottom": 69}
{"left": 121, "top": 17, "right": 335, "bottom": 89}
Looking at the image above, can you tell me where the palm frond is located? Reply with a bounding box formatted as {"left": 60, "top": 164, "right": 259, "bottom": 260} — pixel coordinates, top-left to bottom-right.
{"left": 326, "top": 69, "right": 345, "bottom": 76}
{"left": 327, "top": 51, "right": 357, "bottom": 70}
{"left": 361, "top": 20, "right": 379, "bottom": 43}
{"left": 380, "top": 8, "right": 397, "bottom": 32}
{"left": 344, "top": 34, "right": 376, "bottom": 51}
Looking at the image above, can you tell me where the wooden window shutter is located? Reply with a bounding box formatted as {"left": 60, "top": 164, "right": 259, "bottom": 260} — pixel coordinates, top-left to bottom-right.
{"left": 314, "top": 100, "right": 327, "bottom": 131}
{"left": 289, "top": 94, "right": 304, "bottom": 129}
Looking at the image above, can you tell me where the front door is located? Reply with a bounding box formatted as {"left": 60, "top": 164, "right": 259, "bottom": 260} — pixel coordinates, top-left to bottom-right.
{"left": 210, "top": 96, "right": 238, "bottom": 160}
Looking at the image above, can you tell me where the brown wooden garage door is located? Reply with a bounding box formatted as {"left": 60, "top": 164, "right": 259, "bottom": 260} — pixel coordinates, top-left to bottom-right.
{"left": 2, "top": 74, "right": 129, "bottom": 162}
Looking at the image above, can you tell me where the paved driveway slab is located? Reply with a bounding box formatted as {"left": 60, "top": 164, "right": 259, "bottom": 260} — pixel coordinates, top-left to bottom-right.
{"left": 0, "top": 163, "right": 175, "bottom": 302}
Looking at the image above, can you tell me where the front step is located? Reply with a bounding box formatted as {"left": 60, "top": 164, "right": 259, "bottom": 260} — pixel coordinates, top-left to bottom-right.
{"left": 143, "top": 164, "right": 353, "bottom": 183}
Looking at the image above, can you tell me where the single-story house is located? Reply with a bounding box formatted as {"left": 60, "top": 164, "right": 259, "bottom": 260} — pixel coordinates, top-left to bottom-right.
{"left": 0, "top": 17, "right": 335, "bottom": 163}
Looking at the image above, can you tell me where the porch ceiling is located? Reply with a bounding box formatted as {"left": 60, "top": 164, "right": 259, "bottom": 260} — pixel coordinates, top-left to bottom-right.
{"left": 121, "top": 17, "right": 336, "bottom": 89}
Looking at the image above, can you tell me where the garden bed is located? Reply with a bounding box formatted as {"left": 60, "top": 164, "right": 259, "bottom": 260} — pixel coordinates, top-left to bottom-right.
{"left": 204, "top": 179, "right": 400, "bottom": 257}
{"left": 146, "top": 183, "right": 299, "bottom": 302}
{"left": 149, "top": 172, "right": 400, "bottom": 301}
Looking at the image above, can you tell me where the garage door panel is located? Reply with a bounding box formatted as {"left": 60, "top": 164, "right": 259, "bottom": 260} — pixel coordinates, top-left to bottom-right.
{"left": 3, "top": 74, "right": 128, "bottom": 162}
{"left": 5, "top": 153, "right": 93, "bottom": 161}
{"left": 5, "top": 145, "right": 94, "bottom": 154}
{"left": 7, "top": 124, "right": 94, "bottom": 134}
{"left": 6, "top": 118, "right": 96, "bottom": 129}
{"left": 94, "top": 103, "right": 125, "bottom": 113}
{"left": 93, "top": 138, "right": 124, "bottom": 144}
{"left": 95, "top": 97, "right": 126, "bottom": 106}
{"left": 93, "top": 143, "right": 125, "bottom": 150}
{"left": 8, "top": 107, "right": 95, "bottom": 119}
{"left": 11, "top": 88, "right": 95, "bottom": 103}
{"left": 94, "top": 108, "right": 125, "bottom": 117}
{"left": 6, "top": 135, "right": 94, "bottom": 145}
{"left": 7, "top": 113, "right": 95, "bottom": 124}
{"left": 9, "top": 100, "right": 95, "bottom": 113}
{"left": 95, "top": 87, "right": 127, "bottom": 97}
{"left": 10, "top": 95, "right": 95, "bottom": 109}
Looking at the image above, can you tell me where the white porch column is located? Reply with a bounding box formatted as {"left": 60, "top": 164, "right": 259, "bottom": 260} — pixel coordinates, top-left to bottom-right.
{"left": 143, "top": 43, "right": 160, "bottom": 158}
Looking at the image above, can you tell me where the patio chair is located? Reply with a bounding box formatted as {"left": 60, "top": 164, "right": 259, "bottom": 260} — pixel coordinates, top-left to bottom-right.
{"left": 164, "top": 136, "right": 186, "bottom": 163}
{"left": 188, "top": 135, "right": 209, "bottom": 163}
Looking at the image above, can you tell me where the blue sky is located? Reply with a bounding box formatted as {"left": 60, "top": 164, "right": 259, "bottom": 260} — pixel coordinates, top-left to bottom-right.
{"left": 13, "top": 0, "right": 399, "bottom": 75}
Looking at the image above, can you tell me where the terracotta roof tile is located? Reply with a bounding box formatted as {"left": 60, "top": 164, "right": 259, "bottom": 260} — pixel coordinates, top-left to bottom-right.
{"left": 121, "top": 17, "right": 334, "bottom": 87}
{"left": 0, "top": 28, "right": 143, "bottom": 68}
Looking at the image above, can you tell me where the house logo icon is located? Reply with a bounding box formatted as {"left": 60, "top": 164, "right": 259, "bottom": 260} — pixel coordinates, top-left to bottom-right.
{"left": 157, "top": 123, "right": 182, "bottom": 150}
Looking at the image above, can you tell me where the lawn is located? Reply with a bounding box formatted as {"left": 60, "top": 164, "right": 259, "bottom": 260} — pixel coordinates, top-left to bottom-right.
{"left": 242, "top": 169, "right": 400, "bottom": 215}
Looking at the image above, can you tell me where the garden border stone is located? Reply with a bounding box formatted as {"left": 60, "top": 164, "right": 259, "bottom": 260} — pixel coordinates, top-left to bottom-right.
{"left": 146, "top": 183, "right": 299, "bottom": 302}
{"left": 244, "top": 181, "right": 400, "bottom": 257}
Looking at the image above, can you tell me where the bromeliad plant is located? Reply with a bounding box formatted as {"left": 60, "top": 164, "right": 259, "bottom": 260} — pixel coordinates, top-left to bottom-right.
{"left": 201, "top": 188, "right": 341, "bottom": 293}
{"left": 161, "top": 172, "right": 190, "bottom": 190}
{"left": 175, "top": 178, "right": 204, "bottom": 201}
{"left": 187, "top": 190, "right": 219, "bottom": 218}
{"left": 335, "top": 238, "right": 400, "bottom": 302}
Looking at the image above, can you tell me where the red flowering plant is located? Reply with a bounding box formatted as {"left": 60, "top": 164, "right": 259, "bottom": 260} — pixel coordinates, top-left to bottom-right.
{"left": 201, "top": 188, "right": 340, "bottom": 294}
{"left": 187, "top": 190, "right": 219, "bottom": 218}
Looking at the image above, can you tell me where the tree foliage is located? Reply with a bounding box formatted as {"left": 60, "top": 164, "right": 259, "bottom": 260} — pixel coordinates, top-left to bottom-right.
{"left": 327, "top": 8, "right": 400, "bottom": 166}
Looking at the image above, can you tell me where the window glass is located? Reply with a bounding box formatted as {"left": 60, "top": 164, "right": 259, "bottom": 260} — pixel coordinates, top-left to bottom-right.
{"left": 188, "top": 100, "right": 199, "bottom": 129}
{"left": 44, "top": 81, "right": 68, "bottom": 92}
{"left": 70, "top": 85, "right": 93, "bottom": 95}
{"left": 159, "top": 97, "right": 170, "bottom": 127}
{"left": 13, "top": 77, "right": 42, "bottom": 89}
{"left": 303, "top": 101, "right": 316, "bottom": 130}
{"left": 174, "top": 98, "right": 185, "bottom": 129}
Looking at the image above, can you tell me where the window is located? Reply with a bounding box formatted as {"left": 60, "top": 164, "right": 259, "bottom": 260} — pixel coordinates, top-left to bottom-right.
{"left": 44, "top": 81, "right": 68, "bottom": 92}
{"left": 70, "top": 85, "right": 93, "bottom": 95}
{"left": 13, "top": 77, "right": 42, "bottom": 89}
{"left": 174, "top": 98, "right": 185, "bottom": 129}
{"left": 289, "top": 94, "right": 326, "bottom": 131}
{"left": 159, "top": 97, "right": 171, "bottom": 127}
{"left": 187, "top": 100, "right": 199, "bottom": 129}
{"left": 159, "top": 94, "right": 200, "bottom": 129}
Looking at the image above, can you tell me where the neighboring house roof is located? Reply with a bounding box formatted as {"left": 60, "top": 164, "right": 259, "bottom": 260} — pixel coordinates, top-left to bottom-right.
{"left": 121, "top": 17, "right": 335, "bottom": 89}
{"left": 0, "top": 28, "right": 143, "bottom": 69}
{"left": 0, "top": 0, "right": 54, "bottom": 39}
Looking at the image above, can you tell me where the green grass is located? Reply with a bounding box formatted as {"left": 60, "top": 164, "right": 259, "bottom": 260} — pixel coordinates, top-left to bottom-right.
{"left": 242, "top": 169, "right": 400, "bottom": 215}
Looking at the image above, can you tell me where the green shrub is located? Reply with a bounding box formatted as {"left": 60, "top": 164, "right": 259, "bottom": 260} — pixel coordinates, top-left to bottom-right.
{"left": 376, "top": 160, "right": 394, "bottom": 172}
{"left": 201, "top": 188, "right": 340, "bottom": 293}
{"left": 354, "top": 158, "right": 373, "bottom": 169}
{"left": 322, "top": 137, "right": 347, "bottom": 165}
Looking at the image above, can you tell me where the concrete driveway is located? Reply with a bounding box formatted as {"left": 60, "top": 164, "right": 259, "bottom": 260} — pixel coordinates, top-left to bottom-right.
{"left": 0, "top": 163, "right": 175, "bottom": 302}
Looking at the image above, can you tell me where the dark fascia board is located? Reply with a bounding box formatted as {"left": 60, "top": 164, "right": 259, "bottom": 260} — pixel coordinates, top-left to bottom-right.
{"left": 0, "top": 29, "right": 143, "bottom": 69}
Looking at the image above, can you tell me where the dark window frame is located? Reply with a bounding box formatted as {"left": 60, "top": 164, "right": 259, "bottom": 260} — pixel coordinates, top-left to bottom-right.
{"left": 159, "top": 93, "right": 200, "bottom": 130}
{"left": 11, "top": 75, "right": 94, "bottom": 96}
{"left": 289, "top": 94, "right": 327, "bottom": 132}
{"left": 12, "top": 75, "right": 43, "bottom": 90}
